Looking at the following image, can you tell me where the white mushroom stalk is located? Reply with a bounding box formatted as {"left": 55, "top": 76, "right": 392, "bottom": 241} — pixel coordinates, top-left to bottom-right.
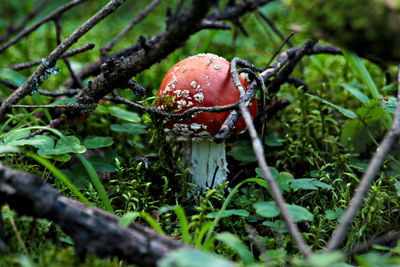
{"left": 184, "top": 139, "right": 227, "bottom": 189}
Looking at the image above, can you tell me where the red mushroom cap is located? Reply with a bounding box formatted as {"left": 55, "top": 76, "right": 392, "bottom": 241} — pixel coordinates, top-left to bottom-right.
{"left": 156, "top": 53, "right": 257, "bottom": 139}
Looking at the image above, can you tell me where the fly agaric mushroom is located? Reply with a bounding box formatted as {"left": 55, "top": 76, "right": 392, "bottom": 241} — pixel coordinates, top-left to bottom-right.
{"left": 156, "top": 53, "right": 257, "bottom": 190}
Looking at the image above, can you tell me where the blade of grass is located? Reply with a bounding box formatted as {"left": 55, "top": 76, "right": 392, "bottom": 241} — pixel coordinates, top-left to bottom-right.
{"left": 174, "top": 205, "right": 190, "bottom": 244}
{"left": 338, "top": 83, "right": 370, "bottom": 104}
{"left": 342, "top": 50, "right": 379, "bottom": 98}
{"left": 76, "top": 153, "right": 113, "bottom": 213}
{"left": 342, "top": 49, "right": 392, "bottom": 128}
{"left": 139, "top": 211, "right": 165, "bottom": 234}
{"left": 26, "top": 151, "right": 91, "bottom": 206}
{"left": 4, "top": 126, "right": 114, "bottom": 212}
{"left": 0, "top": 125, "right": 63, "bottom": 140}
{"left": 216, "top": 232, "right": 255, "bottom": 264}
{"left": 195, "top": 221, "right": 214, "bottom": 248}
{"left": 203, "top": 178, "right": 267, "bottom": 247}
{"left": 118, "top": 211, "right": 165, "bottom": 234}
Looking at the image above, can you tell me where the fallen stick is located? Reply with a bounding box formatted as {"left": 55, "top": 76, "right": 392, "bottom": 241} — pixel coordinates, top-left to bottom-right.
{"left": 0, "top": 164, "right": 187, "bottom": 267}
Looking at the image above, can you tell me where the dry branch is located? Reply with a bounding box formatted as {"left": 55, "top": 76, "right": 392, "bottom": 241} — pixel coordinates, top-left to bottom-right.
{"left": 229, "top": 57, "right": 312, "bottom": 258}
{"left": 7, "top": 43, "right": 95, "bottom": 71}
{"left": 100, "top": 0, "right": 162, "bottom": 56}
{"left": 62, "top": 0, "right": 270, "bottom": 89}
{"left": 0, "top": 164, "right": 187, "bottom": 266}
{"left": 0, "top": 0, "right": 127, "bottom": 120}
{"left": 67, "top": 0, "right": 216, "bottom": 117}
{"left": 0, "top": 0, "right": 51, "bottom": 44}
{"left": 214, "top": 42, "right": 342, "bottom": 143}
{"left": 0, "top": 0, "right": 88, "bottom": 54}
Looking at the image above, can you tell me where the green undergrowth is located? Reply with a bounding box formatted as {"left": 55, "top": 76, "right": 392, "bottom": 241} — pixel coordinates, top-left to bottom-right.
{"left": 2, "top": 0, "right": 400, "bottom": 266}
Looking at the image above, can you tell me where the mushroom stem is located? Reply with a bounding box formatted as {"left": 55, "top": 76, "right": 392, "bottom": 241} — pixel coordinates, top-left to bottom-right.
{"left": 183, "top": 140, "right": 228, "bottom": 190}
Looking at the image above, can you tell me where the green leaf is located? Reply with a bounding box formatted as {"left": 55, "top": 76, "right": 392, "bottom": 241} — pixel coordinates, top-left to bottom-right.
{"left": 37, "top": 136, "right": 86, "bottom": 156}
{"left": 2, "top": 128, "right": 31, "bottom": 144}
{"left": 324, "top": 209, "right": 341, "bottom": 221}
{"left": 289, "top": 178, "right": 318, "bottom": 190}
{"left": 262, "top": 220, "right": 288, "bottom": 233}
{"left": 56, "top": 136, "right": 86, "bottom": 153}
{"left": 31, "top": 135, "right": 54, "bottom": 149}
{"left": 395, "top": 180, "right": 400, "bottom": 197}
{"left": 380, "top": 96, "right": 397, "bottom": 114}
{"left": 110, "top": 123, "right": 147, "bottom": 135}
{"left": 254, "top": 202, "right": 313, "bottom": 222}
{"left": 159, "top": 248, "right": 235, "bottom": 267}
{"left": 88, "top": 155, "right": 116, "bottom": 172}
{"left": 264, "top": 134, "right": 284, "bottom": 147}
{"left": 60, "top": 169, "right": 88, "bottom": 189}
{"left": 108, "top": 106, "right": 141, "bottom": 122}
{"left": 312, "top": 180, "right": 334, "bottom": 190}
{"left": 255, "top": 167, "right": 291, "bottom": 192}
{"left": 0, "top": 68, "right": 27, "bottom": 86}
{"left": 216, "top": 232, "right": 254, "bottom": 264}
{"left": 340, "top": 120, "right": 370, "bottom": 153}
{"left": 381, "top": 83, "right": 397, "bottom": 93}
{"left": 286, "top": 204, "right": 313, "bottom": 222}
{"left": 289, "top": 179, "right": 333, "bottom": 191}
{"left": 208, "top": 209, "right": 249, "bottom": 218}
{"left": 119, "top": 212, "right": 139, "bottom": 227}
{"left": 83, "top": 136, "right": 114, "bottom": 149}
{"left": 307, "top": 252, "right": 346, "bottom": 267}
{"left": 43, "top": 154, "right": 71, "bottom": 162}
{"left": 356, "top": 99, "right": 385, "bottom": 125}
{"left": 306, "top": 93, "right": 358, "bottom": 119}
{"left": 227, "top": 145, "right": 257, "bottom": 162}
{"left": 339, "top": 83, "right": 370, "bottom": 103}
{"left": 0, "top": 145, "right": 19, "bottom": 154}
{"left": 7, "top": 137, "right": 49, "bottom": 147}
{"left": 342, "top": 50, "right": 380, "bottom": 98}
{"left": 253, "top": 201, "right": 280, "bottom": 218}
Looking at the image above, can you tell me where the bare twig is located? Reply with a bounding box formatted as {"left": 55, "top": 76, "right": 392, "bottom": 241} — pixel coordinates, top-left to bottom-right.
{"left": 214, "top": 43, "right": 341, "bottom": 143}
{"left": 105, "top": 92, "right": 240, "bottom": 119}
{"left": 0, "top": 78, "right": 18, "bottom": 90}
{"left": 67, "top": 0, "right": 216, "bottom": 117}
{"left": 37, "top": 89, "right": 82, "bottom": 97}
{"left": 264, "top": 32, "right": 295, "bottom": 69}
{"left": 325, "top": 65, "right": 400, "bottom": 252}
{"left": 0, "top": 0, "right": 51, "bottom": 44}
{"left": 197, "top": 20, "right": 231, "bottom": 30}
{"left": 267, "top": 39, "right": 318, "bottom": 93}
{"left": 8, "top": 214, "right": 30, "bottom": 258}
{"left": 101, "top": 0, "right": 162, "bottom": 56}
{"left": 0, "top": 0, "right": 88, "bottom": 55}
{"left": 8, "top": 43, "right": 95, "bottom": 71}
{"left": 211, "top": 0, "right": 271, "bottom": 20}
{"left": 230, "top": 57, "right": 312, "bottom": 258}
{"left": 257, "top": 11, "right": 294, "bottom": 47}
{"left": 54, "top": 17, "right": 84, "bottom": 88}
{"left": 0, "top": 0, "right": 127, "bottom": 120}
{"left": 0, "top": 78, "right": 80, "bottom": 96}
{"left": 62, "top": 0, "right": 270, "bottom": 89}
